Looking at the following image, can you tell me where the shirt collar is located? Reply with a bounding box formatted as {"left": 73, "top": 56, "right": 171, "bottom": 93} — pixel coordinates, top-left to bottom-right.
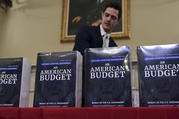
{"left": 100, "top": 24, "right": 110, "bottom": 37}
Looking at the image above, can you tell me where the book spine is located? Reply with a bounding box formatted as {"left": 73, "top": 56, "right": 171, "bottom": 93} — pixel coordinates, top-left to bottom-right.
{"left": 75, "top": 51, "right": 82, "bottom": 107}
{"left": 19, "top": 58, "right": 31, "bottom": 107}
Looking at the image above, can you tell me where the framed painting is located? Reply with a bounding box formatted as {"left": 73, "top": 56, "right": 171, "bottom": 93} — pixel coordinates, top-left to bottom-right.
{"left": 61, "top": 0, "right": 130, "bottom": 42}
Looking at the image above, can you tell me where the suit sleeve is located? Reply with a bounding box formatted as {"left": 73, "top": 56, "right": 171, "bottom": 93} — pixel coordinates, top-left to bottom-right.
{"left": 73, "top": 26, "right": 91, "bottom": 56}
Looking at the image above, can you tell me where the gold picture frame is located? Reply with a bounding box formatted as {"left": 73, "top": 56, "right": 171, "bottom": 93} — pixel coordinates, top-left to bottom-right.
{"left": 61, "top": 0, "right": 130, "bottom": 42}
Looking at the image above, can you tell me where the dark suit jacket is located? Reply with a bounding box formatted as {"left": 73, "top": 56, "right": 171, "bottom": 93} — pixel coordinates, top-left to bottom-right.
{"left": 73, "top": 25, "right": 117, "bottom": 55}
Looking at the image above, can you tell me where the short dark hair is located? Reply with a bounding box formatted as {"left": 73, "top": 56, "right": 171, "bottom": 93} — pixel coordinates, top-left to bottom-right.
{"left": 102, "top": 0, "right": 122, "bottom": 19}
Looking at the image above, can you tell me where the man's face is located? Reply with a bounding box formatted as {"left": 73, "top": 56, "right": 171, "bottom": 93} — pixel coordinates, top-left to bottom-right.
{"left": 101, "top": 7, "right": 119, "bottom": 33}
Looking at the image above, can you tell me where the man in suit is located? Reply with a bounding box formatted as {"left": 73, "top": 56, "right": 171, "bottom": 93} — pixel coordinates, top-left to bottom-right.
{"left": 73, "top": 0, "right": 122, "bottom": 56}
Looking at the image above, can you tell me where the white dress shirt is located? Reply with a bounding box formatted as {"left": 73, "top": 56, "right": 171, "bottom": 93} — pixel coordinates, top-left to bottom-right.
{"left": 100, "top": 24, "right": 110, "bottom": 48}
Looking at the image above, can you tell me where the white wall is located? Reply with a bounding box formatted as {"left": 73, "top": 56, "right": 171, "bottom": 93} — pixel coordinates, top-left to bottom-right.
{"left": 0, "top": 0, "right": 71, "bottom": 64}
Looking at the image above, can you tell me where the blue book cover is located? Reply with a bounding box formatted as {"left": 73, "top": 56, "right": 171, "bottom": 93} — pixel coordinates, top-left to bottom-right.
{"left": 33, "top": 51, "right": 82, "bottom": 107}
{"left": 84, "top": 47, "right": 132, "bottom": 107}
{"left": 137, "top": 44, "right": 179, "bottom": 107}
{"left": 0, "top": 57, "right": 31, "bottom": 107}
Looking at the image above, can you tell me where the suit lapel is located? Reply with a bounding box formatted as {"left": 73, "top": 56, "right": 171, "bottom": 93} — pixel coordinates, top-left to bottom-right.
{"left": 96, "top": 26, "right": 103, "bottom": 47}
